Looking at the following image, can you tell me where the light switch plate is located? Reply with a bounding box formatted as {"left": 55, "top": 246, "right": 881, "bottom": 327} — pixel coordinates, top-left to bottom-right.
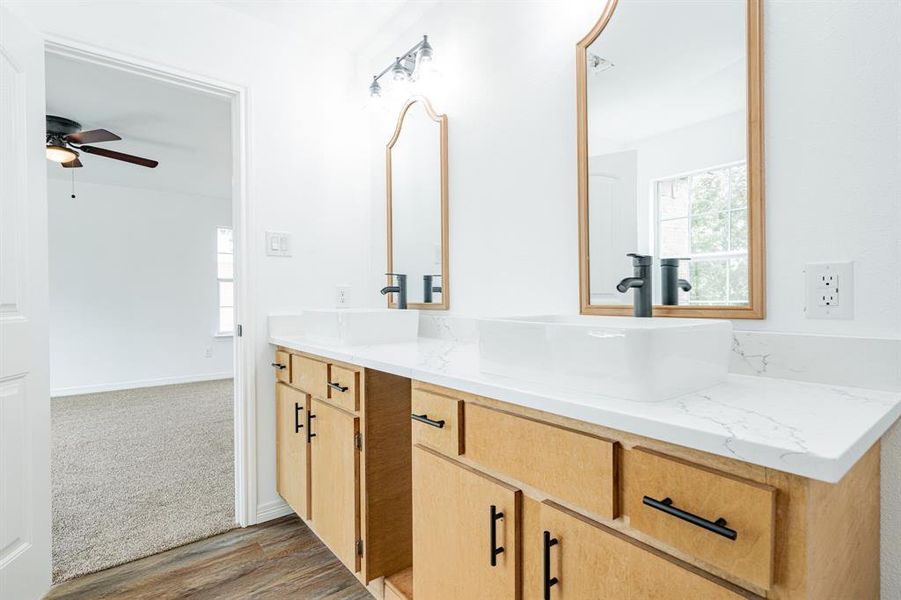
{"left": 804, "top": 262, "right": 853, "bottom": 319}
{"left": 265, "top": 231, "right": 291, "bottom": 257}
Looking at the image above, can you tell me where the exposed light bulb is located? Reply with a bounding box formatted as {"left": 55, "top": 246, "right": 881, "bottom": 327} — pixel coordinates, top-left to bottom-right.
{"left": 418, "top": 35, "right": 434, "bottom": 64}
{"left": 369, "top": 77, "right": 382, "bottom": 98}
{"left": 391, "top": 58, "right": 409, "bottom": 82}
{"left": 46, "top": 144, "right": 78, "bottom": 163}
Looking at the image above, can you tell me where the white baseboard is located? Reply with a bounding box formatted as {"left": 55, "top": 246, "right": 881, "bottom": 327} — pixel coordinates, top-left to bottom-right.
{"left": 51, "top": 372, "right": 234, "bottom": 397}
{"left": 256, "top": 499, "right": 294, "bottom": 524}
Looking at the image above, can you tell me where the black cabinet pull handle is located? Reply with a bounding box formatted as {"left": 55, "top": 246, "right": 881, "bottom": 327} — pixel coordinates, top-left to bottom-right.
{"left": 489, "top": 505, "right": 505, "bottom": 566}
{"left": 294, "top": 402, "right": 303, "bottom": 434}
{"left": 271, "top": 362, "right": 286, "bottom": 370}
{"left": 642, "top": 496, "right": 737, "bottom": 540}
{"left": 306, "top": 411, "right": 316, "bottom": 443}
{"left": 327, "top": 382, "right": 349, "bottom": 393}
{"left": 411, "top": 413, "right": 445, "bottom": 428}
{"left": 543, "top": 530, "right": 559, "bottom": 599}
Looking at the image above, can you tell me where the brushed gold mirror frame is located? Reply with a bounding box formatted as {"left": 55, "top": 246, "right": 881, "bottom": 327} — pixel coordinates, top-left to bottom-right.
{"left": 577, "top": 0, "right": 765, "bottom": 319}
{"left": 386, "top": 95, "right": 449, "bottom": 310}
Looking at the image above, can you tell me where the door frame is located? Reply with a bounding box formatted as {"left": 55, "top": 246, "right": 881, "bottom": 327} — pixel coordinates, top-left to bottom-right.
{"left": 43, "top": 37, "right": 258, "bottom": 527}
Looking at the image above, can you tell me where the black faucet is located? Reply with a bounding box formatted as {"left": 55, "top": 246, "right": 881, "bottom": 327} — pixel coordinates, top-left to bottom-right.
{"left": 381, "top": 273, "right": 407, "bottom": 309}
{"left": 423, "top": 274, "right": 442, "bottom": 303}
{"left": 660, "top": 258, "right": 692, "bottom": 306}
{"left": 616, "top": 253, "right": 653, "bottom": 317}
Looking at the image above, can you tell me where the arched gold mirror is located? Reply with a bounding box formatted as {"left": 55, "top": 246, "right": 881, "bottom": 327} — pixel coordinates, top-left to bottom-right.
{"left": 577, "top": 0, "right": 764, "bottom": 318}
{"left": 386, "top": 96, "right": 449, "bottom": 309}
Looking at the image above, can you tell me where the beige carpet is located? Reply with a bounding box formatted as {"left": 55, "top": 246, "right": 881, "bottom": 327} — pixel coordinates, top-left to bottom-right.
{"left": 51, "top": 379, "right": 236, "bottom": 583}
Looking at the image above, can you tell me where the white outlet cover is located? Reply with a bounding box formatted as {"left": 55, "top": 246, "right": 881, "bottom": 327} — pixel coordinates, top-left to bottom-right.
{"left": 804, "top": 262, "right": 853, "bottom": 319}
{"left": 335, "top": 285, "right": 351, "bottom": 307}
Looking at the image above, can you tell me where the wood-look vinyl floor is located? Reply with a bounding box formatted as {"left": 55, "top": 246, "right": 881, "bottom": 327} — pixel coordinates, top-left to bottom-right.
{"left": 45, "top": 515, "right": 371, "bottom": 600}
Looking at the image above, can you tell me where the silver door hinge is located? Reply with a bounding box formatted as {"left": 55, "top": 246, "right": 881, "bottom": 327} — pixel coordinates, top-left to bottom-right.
{"left": 354, "top": 432, "right": 363, "bottom": 451}
{"left": 236, "top": 324, "right": 243, "bottom": 337}
{"left": 356, "top": 539, "right": 364, "bottom": 556}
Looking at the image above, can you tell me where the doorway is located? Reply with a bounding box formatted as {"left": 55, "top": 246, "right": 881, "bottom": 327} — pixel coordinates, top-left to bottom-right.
{"left": 43, "top": 43, "right": 252, "bottom": 583}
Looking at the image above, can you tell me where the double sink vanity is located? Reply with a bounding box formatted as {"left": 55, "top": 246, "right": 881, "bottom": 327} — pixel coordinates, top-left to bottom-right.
{"left": 266, "top": 1, "right": 900, "bottom": 597}
{"left": 269, "top": 310, "right": 900, "bottom": 600}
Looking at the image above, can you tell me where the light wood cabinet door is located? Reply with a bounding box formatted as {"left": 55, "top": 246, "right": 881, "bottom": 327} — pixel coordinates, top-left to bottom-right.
{"left": 275, "top": 383, "right": 309, "bottom": 519}
{"left": 310, "top": 398, "right": 360, "bottom": 572}
{"left": 537, "top": 501, "right": 758, "bottom": 600}
{"left": 412, "top": 445, "right": 521, "bottom": 600}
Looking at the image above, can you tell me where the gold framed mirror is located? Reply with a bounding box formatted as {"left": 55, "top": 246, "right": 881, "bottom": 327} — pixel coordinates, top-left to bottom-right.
{"left": 386, "top": 96, "right": 449, "bottom": 309}
{"left": 577, "top": 0, "right": 764, "bottom": 318}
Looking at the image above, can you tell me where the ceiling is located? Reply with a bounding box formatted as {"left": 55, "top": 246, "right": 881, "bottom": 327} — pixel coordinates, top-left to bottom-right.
{"left": 215, "top": 1, "right": 434, "bottom": 58}
{"left": 587, "top": 0, "right": 746, "bottom": 147}
{"left": 45, "top": 53, "right": 232, "bottom": 198}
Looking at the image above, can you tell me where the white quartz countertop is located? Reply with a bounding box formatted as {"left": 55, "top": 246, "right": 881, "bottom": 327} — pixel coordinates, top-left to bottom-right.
{"left": 269, "top": 334, "right": 901, "bottom": 483}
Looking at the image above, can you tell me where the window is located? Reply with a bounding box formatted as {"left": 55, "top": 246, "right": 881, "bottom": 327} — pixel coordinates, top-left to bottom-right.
{"left": 217, "top": 227, "right": 234, "bottom": 334}
{"left": 655, "top": 162, "right": 748, "bottom": 305}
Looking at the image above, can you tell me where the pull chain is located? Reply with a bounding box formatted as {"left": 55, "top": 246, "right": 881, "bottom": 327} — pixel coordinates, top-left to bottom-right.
{"left": 71, "top": 169, "right": 76, "bottom": 199}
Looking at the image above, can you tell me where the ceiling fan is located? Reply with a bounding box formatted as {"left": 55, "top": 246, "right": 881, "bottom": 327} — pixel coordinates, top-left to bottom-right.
{"left": 45, "top": 115, "right": 159, "bottom": 169}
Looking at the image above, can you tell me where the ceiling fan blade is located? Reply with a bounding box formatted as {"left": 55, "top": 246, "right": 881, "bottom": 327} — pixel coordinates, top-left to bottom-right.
{"left": 61, "top": 157, "right": 83, "bottom": 168}
{"left": 65, "top": 128, "right": 122, "bottom": 144}
{"left": 80, "top": 145, "right": 158, "bottom": 168}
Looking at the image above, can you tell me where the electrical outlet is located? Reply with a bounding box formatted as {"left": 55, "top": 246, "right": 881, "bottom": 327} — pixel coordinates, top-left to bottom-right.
{"left": 805, "top": 262, "right": 853, "bottom": 319}
{"left": 817, "top": 290, "right": 839, "bottom": 307}
{"left": 335, "top": 285, "right": 351, "bottom": 307}
{"left": 204, "top": 346, "right": 213, "bottom": 358}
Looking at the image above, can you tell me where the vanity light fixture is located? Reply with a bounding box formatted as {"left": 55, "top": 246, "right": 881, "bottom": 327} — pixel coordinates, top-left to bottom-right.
{"left": 369, "top": 35, "right": 435, "bottom": 97}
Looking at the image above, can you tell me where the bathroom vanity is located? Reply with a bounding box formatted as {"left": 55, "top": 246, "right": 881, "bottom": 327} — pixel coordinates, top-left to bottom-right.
{"left": 264, "top": 5, "right": 901, "bottom": 596}
{"left": 269, "top": 312, "right": 901, "bottom": 600}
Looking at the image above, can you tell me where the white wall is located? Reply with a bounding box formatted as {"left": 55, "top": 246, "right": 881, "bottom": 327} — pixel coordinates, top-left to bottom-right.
{"left": 48, "top": 178, "right": 232, "bottom": 395}
{"left": 361, "top": 0, "right": 901, "bottom": 339}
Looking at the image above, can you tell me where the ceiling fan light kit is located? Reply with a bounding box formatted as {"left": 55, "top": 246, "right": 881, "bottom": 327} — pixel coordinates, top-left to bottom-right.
{"left": 44, "top": 115, "right": 159, "bottom": 169}
{"left": 45, "top": 144, "right": 78, "bottom": 164}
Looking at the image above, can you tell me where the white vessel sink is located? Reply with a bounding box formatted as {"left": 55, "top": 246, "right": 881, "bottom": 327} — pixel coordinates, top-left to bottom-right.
{"left": 478, "top": 315, "right": 732, "bottom": 401}
{"left": 269, "top": 309, "right": 419, "bottom": 346}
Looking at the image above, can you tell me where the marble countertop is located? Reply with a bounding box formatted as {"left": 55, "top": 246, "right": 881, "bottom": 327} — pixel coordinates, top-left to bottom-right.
{"left": 269, "top": 333, "right": 901, "bottom": 483}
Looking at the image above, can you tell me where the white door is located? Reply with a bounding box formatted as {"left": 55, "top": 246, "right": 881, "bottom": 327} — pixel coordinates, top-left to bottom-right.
{"left": 0, "top": 6, "right": 51, "bottom": 600}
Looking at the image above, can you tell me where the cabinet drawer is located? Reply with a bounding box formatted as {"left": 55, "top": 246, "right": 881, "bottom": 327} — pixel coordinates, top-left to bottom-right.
{"left": 327, "top": 364, "right": 360, "bottom": 412}
{"left": 290, "top": 355, "right": 328, "bottom": 399}
{"left": 465, "top": 403, "right": 617, "bottom": 520}
{"left": 539, "top": 500, "right": 759, "bottom": 599}
{"left": 411, "top": 389, "right": 463, "bottom": 456}
{"left": 623, "top": 448, "right": 776, "bottom": 590}
{"left": 273, "top": 350, "right": 291, "bottom": 383}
